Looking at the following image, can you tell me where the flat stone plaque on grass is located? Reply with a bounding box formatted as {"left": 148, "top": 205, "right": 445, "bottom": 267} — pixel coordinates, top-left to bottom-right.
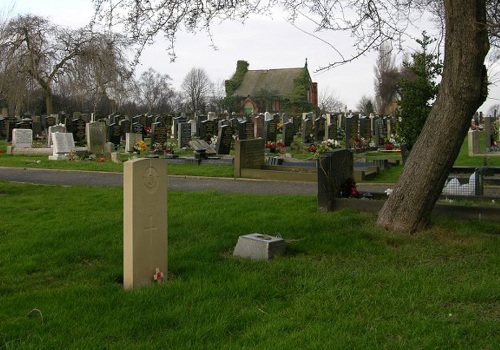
{"left": 123, "top": 158, "right": 168, "bottom": 289}
{"left": 233, "top": 233, "right": 285, "bottom": 260}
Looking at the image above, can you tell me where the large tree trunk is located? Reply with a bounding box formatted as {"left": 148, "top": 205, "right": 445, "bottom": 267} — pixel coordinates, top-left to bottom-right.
{"left": 45, "top": 92, "right": 53, "bottom": 115}
{"left": 377, "top": 0, "right": 490, "bottom": 232}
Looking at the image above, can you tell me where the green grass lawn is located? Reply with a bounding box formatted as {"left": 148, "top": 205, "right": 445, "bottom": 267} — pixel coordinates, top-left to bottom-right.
{"left": 0, "top": 181, "right": 498, "bottom": 349}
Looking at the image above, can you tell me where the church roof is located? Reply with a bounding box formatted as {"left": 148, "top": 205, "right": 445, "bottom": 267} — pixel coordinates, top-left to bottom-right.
{"left": 232, "top": 67, "right": 306, "bottom": 97}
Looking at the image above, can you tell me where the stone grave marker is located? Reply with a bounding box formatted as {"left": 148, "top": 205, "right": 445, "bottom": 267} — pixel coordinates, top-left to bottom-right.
{"left": 200, "top": 119, "right": 215, "bottom": 142}
{"left": 12, "top": 129, "right": 33, "bottom": 148}
{"left": 317, "top": 149, "right": 354, "bottom": 212}
{"left": 173, "top": 116, "right": 187, "bottom": 139}
{"left": 72, "top": 118, "right": 86, "bottom": 144}
{"left": 45, "top": 115, "right": 57, "bottom": 129}
{"left": 87, "top": 121, "right": 107, "bottom": 154}
{"left": 216, "top": 124, "right": 233, "bottom": 155}
{"left": 314, "top": 116, "right": 326, "bottom": 142}
{"left": 5, "top": 118, "right": 19, "bottom": 142}
{"left": 132, "top": 122, "right": 144, "bottom": 136}
{"left": 47, "top": 124, "right": 66, "bottom": 147}
{"left": 327, "top": 123, "right": 337, "bottom": 141}
{"left": 234, "top": 139, "right": 265, "bottom": 178}
{"left": 302, "top": 117, "right": 313, "bottom": 143}
{"left": 233, "top": 233, "right": 285, "bottom": 260}
{"left": 125, "top": 133, "right": 143, "bottom": 153}
{"left": 177, "top": 122, "right": 191, "bottom": 148}
{"left": 16, "top": 118, "right": 32, "bottom": 130}
{"left": 151, "top": 122, "right": 168, "bottom": 150}
{"left": 189, "top": 139, "right": 217, "bottom": 155}
{"left": 345, "top": 115, "right": 353, "bottom": 149}
{"left": 359, "top": 116, "right": 371, "bottom": 140}
{"left": 237, "top": 120, "right": 248, "bottom": 140}
{"left": 120, "top": 119, "right": 132, "bottom": 138}
{"left": 108, "top": 123, "right": 121, "bottom": 148}
{"left": 123, "top": 158, "right": 168, "bottom": 290}
{"left": 263, "top": 119, "right": 277, "bottom": 144}
{"left": 293, "top": 115, "right": 301, "bottom": 134}
{"left": 254, "top": 114, "right": 264, "bottom": 138}
{"left": 244, "top": 121, "right": 254, "bottom": 140}
{"left": 49, "top": 132, "right": 75, "bottom": 160}
{"left": 282, "top": 121, "right": 295, "bottom": 146}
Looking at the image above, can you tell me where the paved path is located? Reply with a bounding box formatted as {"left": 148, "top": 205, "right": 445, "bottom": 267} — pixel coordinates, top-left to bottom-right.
{"left": 0, "top": 166, "right": 391, "bottom": 195}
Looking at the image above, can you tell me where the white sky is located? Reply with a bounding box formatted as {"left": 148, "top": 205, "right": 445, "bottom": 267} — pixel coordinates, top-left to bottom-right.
{"left": 8, "top": 0, "right": 500, "bottom": 114}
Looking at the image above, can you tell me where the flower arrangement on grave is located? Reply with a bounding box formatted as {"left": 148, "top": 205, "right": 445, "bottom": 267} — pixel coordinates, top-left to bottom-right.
{"left": 340, "top": 178, "right": 360, "bottom": 198}
{"left": 353, "top": 136, "right": 370, "bottom": 153}
{"left": 152, "top": 142, "right": 175, "bottom": 155}
{"left": 134, "top": 140, "right": 148, "bottom": 153}
{"left": 277, "top": 121, "right": 284, "bottom": 133}
{"left": 265, "top": 141, "right": 285, "bottom": 154}
{"left": 310, "top": 139, "right": 341, "bottom": 158}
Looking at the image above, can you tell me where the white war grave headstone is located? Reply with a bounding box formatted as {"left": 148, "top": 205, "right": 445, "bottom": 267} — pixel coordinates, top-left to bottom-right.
{"left": 48, "top": 132, "right": 75, "bottom": 160}
{"left": 12, "top": 129, "right": 33, "bottom": 149}
{"left": 123, "top": 158, "right": 168, "bottom": 290}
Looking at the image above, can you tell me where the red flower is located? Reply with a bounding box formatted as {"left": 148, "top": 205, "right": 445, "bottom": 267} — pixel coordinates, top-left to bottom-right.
{"left": 98, "top": 157, "right": 105, "bottom": 162}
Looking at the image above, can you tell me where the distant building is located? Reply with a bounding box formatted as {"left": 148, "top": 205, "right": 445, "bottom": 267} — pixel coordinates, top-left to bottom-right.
{"left": 225, "top": 60, "right": 318, "bottom": 115}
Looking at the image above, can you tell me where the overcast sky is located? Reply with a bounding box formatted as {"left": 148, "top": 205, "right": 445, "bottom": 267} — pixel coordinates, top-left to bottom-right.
{"left": 8, "top": 0, "right": 500, "bottom": 114}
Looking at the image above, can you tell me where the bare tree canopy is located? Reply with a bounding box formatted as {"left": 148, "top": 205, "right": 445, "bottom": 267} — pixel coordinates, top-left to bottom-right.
{"left": 88, "top": 1, "right": 496, "bottom": 232}
{"left": 181, "top": 67, "right": 213, "bottom": 115}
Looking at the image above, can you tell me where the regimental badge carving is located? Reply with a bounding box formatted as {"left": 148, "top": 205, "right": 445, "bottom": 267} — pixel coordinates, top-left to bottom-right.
{"left": 142, "top": 165, "right": 159, "bottom": 192}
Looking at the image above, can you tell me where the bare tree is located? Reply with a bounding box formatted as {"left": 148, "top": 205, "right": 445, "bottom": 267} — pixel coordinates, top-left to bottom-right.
{"left": 0, "top": 15, "right": 95, "bottom": 114}
{"left": 93, "top": 0, "right": 496, "bottom": 233}
{"left": 181, "top": 67, "right": 213, "bottom": 115}
{"left": 207, "top": 78, "right": 226, "bottom": 114}
{"left": 318, "top": 87, "right": 343, "bottom": 113}
{"left": 61, "top": 31, "right": 133, "bottom": 115}
{"left": 374, "top": 41, "right": 400, "bottom": 115}
{"left": 136, "top": 68, "right": 175, "bottom": 114}
{"left": 356, "top": 95, "right": 375, "bottom": 116}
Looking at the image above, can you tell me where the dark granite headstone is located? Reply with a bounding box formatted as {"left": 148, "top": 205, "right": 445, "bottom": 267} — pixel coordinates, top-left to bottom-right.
{"left": 293, "top": 116, "right": 301, "bottom": 134}
{"left": 177, "top": 122, "right": 191, "bottom": 148}
{"left": 283, "top": 122, "right": 294, "bottom": 146}
{"left": 200, "top": 120, "right": 215, "bottom": 142}
{"left": 72, "top": 118, "right": 86, "bottom": 144}
{"left": 120, "top": 119, "right": 131, "bottom": 139}
{"left": 263, "top": 119, "right": 277, "bottom": 143}
{"left": 108, "top": 123, "right": 121, "bottom": 147}
{"left": 132, "top": 122, "right": 144, "bottom": 136}
{"left": 314, "top": 116, "right": 326, "bottom": 142}
{"left": 173, "top": 116, "right": 187, "bottom": 139}
{"left": 302, "top": 118, "right": 313, "bottom": 143}
{"left": 216, "top": 125, "right": 233, "bottom": 155}
{"left": 317, "top": 149, "right": 354, "bottom": 212}
{"left": 45, "top": 115, "right": 57, "bottom": 129}
{"left": 254, "top": 114, "right": 264, "bottom": 138}
{"left": 359, "top": 117, "right": 371, "bottom": 140}
{"left": 327, "top": 123, "right": 337, "bottom": 140}
{"left": 151, "top": 122, "right": 168, "bottom": 147}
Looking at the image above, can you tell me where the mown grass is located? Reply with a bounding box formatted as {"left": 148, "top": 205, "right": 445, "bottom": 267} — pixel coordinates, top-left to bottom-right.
{"left": 0, "top": 180, "right": 498, "bottom": 349}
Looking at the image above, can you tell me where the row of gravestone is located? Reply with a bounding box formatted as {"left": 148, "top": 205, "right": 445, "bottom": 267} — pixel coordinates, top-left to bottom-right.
{"left": 4, "top": 111, "right": 400, "bottom": 155}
